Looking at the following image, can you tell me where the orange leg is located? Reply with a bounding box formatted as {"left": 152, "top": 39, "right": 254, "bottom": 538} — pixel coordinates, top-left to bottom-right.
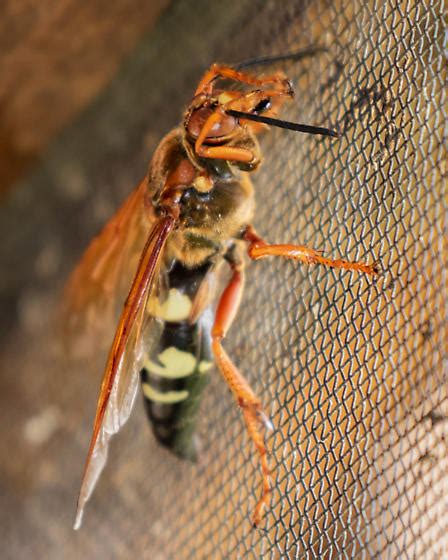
{"left": 244, "top": 225, "right": 378, "bottom": 275}
{"left": 195, "top": 63, "right": 291, "bottom": 96}
{"left": 195, "top": 111, "right": 257, "bottom": 164}
{"left": 211, "top": 256, "right": 272, "bottom": 527}
{"left": 195, "top": 71, "right": 294, "bottom": 163}
{"left": 194, "top": 86, "right": 294, "bottom": 163}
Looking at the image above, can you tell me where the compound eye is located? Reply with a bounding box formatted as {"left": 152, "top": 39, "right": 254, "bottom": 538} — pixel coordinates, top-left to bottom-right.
{"left": 253, "top": 98, "right": 272, "bottom": 114}
{"left": 187, "top": 107, "right": 237, "bottom": 140}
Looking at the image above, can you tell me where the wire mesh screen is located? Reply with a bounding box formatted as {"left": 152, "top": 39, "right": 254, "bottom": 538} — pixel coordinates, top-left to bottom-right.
{"left": 131, "top": 2, "right": 445, "bottom": 558}
{"left": 3, "top": 1, "right": 445, "bottom": 558}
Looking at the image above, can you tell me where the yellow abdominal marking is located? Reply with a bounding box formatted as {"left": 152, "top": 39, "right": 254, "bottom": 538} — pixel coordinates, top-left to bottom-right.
{"left": 145, "top": 347, "right": 197, "bottom": 378}
{"left": 142, "top": 383, "right": 189, "bottom": 404}
{"left": 145, "top": 347, "right": 214, "bottom": 379}
{"left": 198, "top": 360, "right": 213, "bottom": 373}
{"left": 149, "top": 289, "right": 192, "bottom": 322}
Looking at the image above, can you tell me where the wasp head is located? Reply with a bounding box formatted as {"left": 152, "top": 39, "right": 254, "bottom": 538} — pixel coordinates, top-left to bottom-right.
{"left": 183, "top": 65, "right": 295, "bottom": 170}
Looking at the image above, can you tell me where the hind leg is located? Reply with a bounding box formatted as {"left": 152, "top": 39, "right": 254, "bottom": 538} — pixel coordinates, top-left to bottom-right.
{"left": 211, "top": 251, "right": 272, "bottom": 527}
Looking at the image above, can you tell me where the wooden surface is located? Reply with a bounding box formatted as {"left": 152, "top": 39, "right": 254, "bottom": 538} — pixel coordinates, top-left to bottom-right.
{"left": 0, "top": 0, "right": 168, "bottom": 195}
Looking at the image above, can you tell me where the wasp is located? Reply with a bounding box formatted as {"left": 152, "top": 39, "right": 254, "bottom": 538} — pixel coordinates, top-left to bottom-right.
{"left": 66, "top": 52, "right": 377, "bottom": 530}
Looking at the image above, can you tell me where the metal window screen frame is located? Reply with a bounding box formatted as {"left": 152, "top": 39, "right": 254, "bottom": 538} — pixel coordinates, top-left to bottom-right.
{"left": 144, "top": 3, "right": 445, "bottom": 558}
{"left": 1, "top": 1, "right": 445, "bottom": 559}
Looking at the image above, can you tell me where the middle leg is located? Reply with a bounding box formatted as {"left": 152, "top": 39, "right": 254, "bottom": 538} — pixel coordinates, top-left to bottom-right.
{"left": 243, "top": 225, "right": 378, "bottom": 275}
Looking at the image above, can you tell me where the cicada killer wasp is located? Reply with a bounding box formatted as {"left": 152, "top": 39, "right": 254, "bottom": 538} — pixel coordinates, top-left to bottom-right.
{"left": 65, "top": 50, "right": 378, "bottom": 530}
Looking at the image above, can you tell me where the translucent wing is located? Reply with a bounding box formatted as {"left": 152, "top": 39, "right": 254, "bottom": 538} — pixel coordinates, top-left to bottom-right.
{"left": 74, "top": 215, "right": 176, "bottom": 529}
{"left": 63, "top": 179, "right": 151, "bottom": 353}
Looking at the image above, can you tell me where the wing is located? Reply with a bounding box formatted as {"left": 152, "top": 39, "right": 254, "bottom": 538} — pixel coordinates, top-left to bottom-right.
{"left": 63, "top": 179, "right": 151, "bottom": 353}
{"left": 73, "top": 215, "right": 176, "bottom": 530}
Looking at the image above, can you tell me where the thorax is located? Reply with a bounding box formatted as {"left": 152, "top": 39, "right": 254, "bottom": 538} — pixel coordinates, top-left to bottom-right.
{"left": 148, "top": 129, "right": 255, "bottom": 268}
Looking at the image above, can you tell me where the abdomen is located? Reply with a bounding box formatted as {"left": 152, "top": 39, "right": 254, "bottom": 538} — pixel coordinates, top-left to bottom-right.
{"left": 140, "top": 260, "right": 214, "bottom": 461}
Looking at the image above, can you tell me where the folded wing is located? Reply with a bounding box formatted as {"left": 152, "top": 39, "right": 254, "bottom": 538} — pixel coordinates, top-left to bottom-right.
{"left": 63, "top": 179, "right": 151, "bottom": 352}
{"left": 73, "top": 215, "right": 176, "bottom": 529}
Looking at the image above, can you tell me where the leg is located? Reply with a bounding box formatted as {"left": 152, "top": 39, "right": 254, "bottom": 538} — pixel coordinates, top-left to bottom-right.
{"left": 211, "top": 252, "right": 272, "bottom": 527}
{"left": 244, "top": 225, "right": 378, "bottom": 275}
{"left": 194, "top": 88, "right": 292, "bottom": 163}
{"left": 194, "top": 111, "right": 257, "bottom": 165}
{"left": 194, "top": 74, "right": 293, "bottom": 163}
{"left": 195, "top": 63, "right": 291, "bottom": 96}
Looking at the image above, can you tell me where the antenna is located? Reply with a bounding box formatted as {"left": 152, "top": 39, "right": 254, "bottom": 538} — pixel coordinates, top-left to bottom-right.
{"left": 233, "top": 46, "right": 328, "bottom": 70}
{"left": 226, "top": 109, "right": 339, "bottom": 138}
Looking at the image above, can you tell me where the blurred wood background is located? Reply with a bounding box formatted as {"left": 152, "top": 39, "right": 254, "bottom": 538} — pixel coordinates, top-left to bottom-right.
{"left": 0, "top": 0, "right": 168, "bottom": 195}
